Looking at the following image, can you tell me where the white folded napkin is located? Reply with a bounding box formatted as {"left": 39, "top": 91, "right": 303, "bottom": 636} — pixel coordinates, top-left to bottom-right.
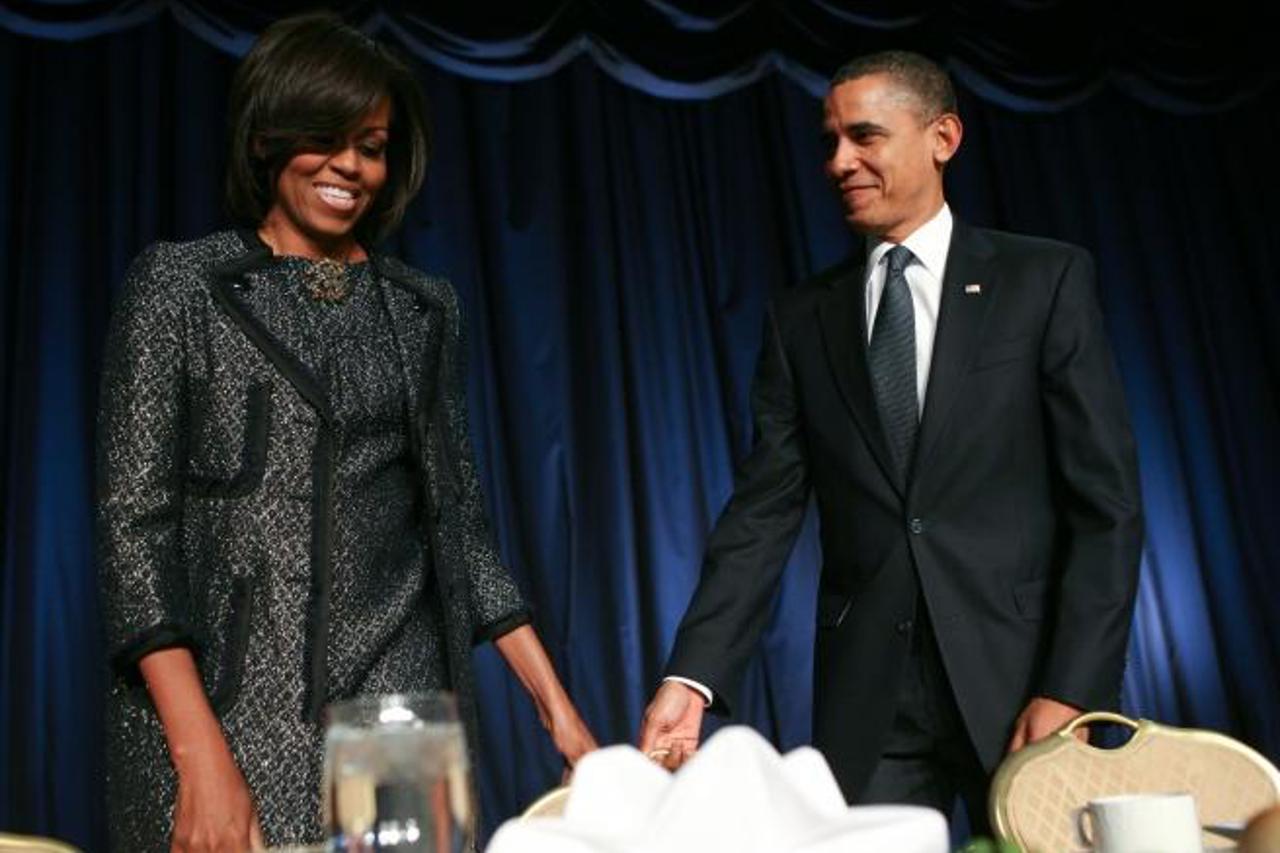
{"left": 486, "top": 725, "right": 948, "bottom": 853}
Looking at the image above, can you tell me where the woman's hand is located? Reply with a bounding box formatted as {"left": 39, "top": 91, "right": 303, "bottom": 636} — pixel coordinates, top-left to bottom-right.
{"left": 171, "top": 738, "right": 265, "bottom": 853}
{"left": 547, "top": 701, "right": 599, "bottom": 769}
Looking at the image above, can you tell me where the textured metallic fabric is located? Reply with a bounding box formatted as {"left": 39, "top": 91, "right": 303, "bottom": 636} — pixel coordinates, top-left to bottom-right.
{"left": 97, "top": 231, "right": 529, "bottom": 850}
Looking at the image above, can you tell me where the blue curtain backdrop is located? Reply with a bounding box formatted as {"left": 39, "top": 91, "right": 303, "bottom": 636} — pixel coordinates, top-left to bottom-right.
{"left": 2, "top": 3, "right": 1277, "bottom": 849}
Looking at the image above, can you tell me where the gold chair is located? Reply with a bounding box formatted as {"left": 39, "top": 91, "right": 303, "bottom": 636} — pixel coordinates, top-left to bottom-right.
{"left": 0, "top": 833, "right": 81, "bottom": 853}
{"left": 990, "top": 711, "right": 1280, "bottom": 853}
{"left": 520, "top": 784, "right": 571, "bottom": 819}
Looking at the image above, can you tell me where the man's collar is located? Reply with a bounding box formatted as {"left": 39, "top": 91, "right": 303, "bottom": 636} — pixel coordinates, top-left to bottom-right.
{"left": 864, "top": 203, "right": 953, "bottom": 277}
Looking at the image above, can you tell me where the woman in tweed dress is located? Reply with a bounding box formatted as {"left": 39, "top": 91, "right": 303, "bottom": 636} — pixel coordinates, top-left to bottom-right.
{"left": 97, "top": 13, "right": 596, "bottom": 852}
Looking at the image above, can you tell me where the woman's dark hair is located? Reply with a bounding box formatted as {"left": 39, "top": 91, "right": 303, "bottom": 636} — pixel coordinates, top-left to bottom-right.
{"left": 225, "top": 12, "right": 430, "bottom": 245}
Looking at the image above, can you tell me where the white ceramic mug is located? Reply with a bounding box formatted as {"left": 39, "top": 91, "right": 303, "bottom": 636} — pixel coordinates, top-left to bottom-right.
{"left": 1075, "top": 792, "right": 1201, "bottom": 853}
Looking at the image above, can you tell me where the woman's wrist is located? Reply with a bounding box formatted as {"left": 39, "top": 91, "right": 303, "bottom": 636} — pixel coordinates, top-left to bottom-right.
{"left": 169, "top": 718, "right": 233, "bottom": 775}
{"left": 546, "top": 692, "right": 583, "bottom": 725}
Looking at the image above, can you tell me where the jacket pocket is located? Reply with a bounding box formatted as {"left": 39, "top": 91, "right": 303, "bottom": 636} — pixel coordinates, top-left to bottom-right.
{"left": 209, "top": 576, "right": 254, "bottom": 714}
{"left": 186, "top": 381, "right": 270, "bottom": 498}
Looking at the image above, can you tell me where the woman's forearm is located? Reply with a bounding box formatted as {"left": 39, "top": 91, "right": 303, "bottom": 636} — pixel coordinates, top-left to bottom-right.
{"left": 493, "top": 624, "right": 572, "bottom": 725}
{"left": 138, "top": 647, "right": 263, "bottom": 849}
{"left": 494, "top": 624, "right": 598, "bottom": 764}
{"left": 138, "top": 646, "right": 227, "bottom": 769}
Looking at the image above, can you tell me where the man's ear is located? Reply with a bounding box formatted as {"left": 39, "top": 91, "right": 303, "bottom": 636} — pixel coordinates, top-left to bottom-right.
{"left": 933, "top": 113, "right": 963, "bottom": 166}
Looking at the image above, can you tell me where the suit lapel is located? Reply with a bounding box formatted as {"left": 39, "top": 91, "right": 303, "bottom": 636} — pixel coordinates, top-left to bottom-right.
{"left": 911, "top": 221, "right": 998, "bottom": 483}
{"left": 817, "top": 251, "right": 904, "bottom": 497}
{"left": 210, "top": 232, "right": 334, "bottom": 423}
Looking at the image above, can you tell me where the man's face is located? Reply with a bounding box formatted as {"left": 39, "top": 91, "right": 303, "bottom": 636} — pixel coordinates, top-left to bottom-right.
{"left": 822, "top": 74, "right": 960, "bottom": 242}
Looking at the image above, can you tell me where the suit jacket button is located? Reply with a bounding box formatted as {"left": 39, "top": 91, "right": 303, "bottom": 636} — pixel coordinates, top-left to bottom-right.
{"left": 908, "top": 517, "right": 925, "bottom": 534}
{"left": 412, "top": 296, "right": 428, "bottom": 313}
{"left": 896, "top": 619, "right": 914, "bottom": 635}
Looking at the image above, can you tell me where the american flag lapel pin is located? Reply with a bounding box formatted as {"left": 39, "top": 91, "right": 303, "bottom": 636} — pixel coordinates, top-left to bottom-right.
{"left": 964, "top": 283, "right": 983, "bottom": 295}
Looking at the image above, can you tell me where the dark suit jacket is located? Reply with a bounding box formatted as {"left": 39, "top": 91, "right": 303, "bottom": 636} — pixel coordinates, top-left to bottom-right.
{"left": 665, "top": 219, "right": 1143, "bottom": 800}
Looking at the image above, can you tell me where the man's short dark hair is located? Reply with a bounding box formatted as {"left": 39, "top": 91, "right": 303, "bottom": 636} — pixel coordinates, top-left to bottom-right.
{"left": 225, "top": 12, "right": 430, "bottom": 245}
{"left": 831, "top": 51, "right": 957, "bottom": 122}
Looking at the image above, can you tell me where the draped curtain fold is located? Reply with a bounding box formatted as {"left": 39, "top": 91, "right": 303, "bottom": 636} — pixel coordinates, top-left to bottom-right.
{"left": 2, "top": 4, "right": 1277, "bottom": 851}
{"left": 1, "top": 1, "right": 1272, "bottom": 108}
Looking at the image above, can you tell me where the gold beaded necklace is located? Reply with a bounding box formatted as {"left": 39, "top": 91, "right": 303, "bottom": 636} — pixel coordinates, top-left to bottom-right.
{"left": 302, "top": 257, "right": 353, "bottom": 304}
{"left": 257, "top": 228, "right": 360, "bottom": 304}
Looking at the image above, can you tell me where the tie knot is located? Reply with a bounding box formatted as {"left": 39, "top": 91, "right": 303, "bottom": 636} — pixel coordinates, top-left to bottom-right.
{"left": 885, "top": 245, "right": 913, "bottom": 277}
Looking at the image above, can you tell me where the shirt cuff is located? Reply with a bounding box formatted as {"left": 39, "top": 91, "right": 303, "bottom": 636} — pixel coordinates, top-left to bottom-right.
{"left": 664, "top": 675, "right": 714, "bottom": 707}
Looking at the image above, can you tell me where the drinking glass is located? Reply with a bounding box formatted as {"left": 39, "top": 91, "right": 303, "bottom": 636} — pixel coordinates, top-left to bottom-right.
{"left": 323, "top": 693, "right": 471, "bottom": 852}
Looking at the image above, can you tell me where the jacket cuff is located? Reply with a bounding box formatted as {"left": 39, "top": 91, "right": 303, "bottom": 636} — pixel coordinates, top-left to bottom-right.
{"left": 472, "top": 609, "right": 532, "bottom": 645}
{"left": 110, "top": 621, "right": 199, "bottom": 677}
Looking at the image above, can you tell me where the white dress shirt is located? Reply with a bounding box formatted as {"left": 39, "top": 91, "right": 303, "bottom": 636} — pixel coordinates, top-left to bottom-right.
{"left": 666, "top": 204, "right": 955, "bottom": 708}
{"left": 863, "top": 203, "right": 953, "bottom": 412}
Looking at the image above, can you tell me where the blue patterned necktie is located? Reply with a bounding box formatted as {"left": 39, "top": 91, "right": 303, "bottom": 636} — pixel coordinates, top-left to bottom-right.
{"left": 868, "top": 244, "right": 918, "bottom": 481}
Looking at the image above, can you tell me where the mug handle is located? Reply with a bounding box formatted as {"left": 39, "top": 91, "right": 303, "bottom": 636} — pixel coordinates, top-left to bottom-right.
{"left": 1075, "top": 805, "right": 1096, "bottom": 849}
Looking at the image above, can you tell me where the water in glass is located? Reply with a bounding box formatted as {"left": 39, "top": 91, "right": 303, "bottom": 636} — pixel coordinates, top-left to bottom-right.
{"left": 323, "top": 694, "right": 471, "bottom": 852}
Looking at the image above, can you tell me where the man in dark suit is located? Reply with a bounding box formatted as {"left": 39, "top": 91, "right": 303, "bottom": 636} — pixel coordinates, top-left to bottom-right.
{"left": 638, "top": 51, "right": 1142, "bottom": 829}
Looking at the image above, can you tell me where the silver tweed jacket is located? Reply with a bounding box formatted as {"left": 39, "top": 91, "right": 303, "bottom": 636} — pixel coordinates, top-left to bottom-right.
{"left": 97, "top": 230, "right": 528, "bottom": 849}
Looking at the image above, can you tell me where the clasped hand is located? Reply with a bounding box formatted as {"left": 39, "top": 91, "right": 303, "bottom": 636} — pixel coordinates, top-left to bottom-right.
{"left": 637, "top": 680, "right": 705, "bottom": 771}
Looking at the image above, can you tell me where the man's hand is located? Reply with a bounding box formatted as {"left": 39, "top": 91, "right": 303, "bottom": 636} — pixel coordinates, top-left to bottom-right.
{"left": 1006, "top": 696, "right": 1086, "bottom": 753}
{"left": 638, "top": 681, "right": 705, "bottom": 770}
